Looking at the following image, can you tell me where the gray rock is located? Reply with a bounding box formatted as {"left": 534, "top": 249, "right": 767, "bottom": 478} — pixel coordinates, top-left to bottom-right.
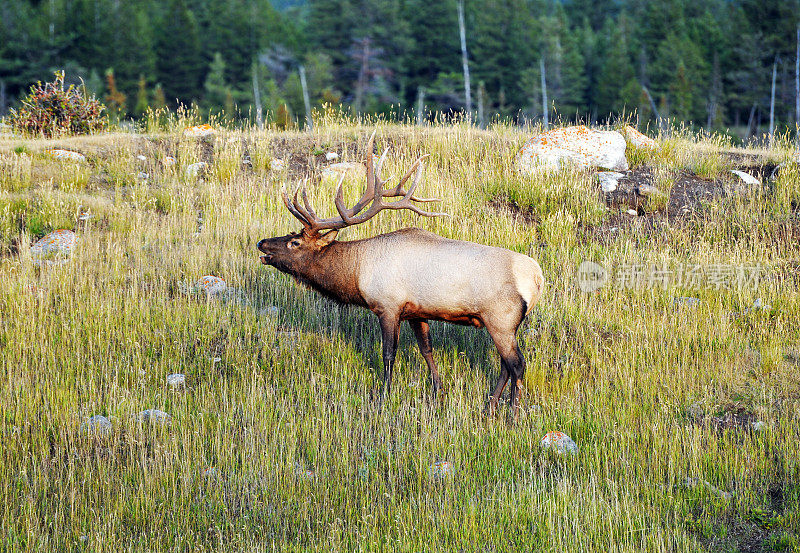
{"left": 166, "top": 373, "right": 186, "bottom": 388}
{"left": 540, "top": 431, "right": 578, "bottom": 455}
{"left": 81, "top": 415, "right": 111, "bottom": 436}
{"left": 136, "top": 409, "right": 171, "bottom": 424}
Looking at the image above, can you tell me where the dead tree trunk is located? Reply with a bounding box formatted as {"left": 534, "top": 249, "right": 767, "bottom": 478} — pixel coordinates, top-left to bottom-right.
{"left": 416, "top": 87, "right": 425, "bottom": 126}
{"left": 641, "top": 85, "right": 662, "bottom": 135}
{"left": 299, "top": 64, "right": 313, "bottom": 130}
{"left": 540, "top": 57, "right": 548, "bottom": 129}
{"left": 457, "top": 1, "right": 472, "bottom": 119}
{"left": 769, "top": 55, "right": 778, "bottom": 148}
{"left": 252, "top": 63, "right": 263, "bottom": 130}
{"left": 354, "top": 38, "right": 370, "bottom": 114}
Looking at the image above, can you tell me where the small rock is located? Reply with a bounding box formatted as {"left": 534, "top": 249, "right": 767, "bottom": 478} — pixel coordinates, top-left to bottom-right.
{"left": 81, "top": 415, "right": 111, "bottom": 436}
{"left": 626, "top": 209, "right": 637, "bottom": 216}
{"left": 428, "top": 461, "right": 454, "bottom": 478}
{"left": 321, "top": 162, "right": 366, "bottom": 183}
{"left": 270, "top": 158, "right": 286, "bottom": 171}
{"left": 636, "top": 183, "right": 663, "bottom": 197}
{"left": 597, "top": 171, "right": 624, "bottom": 193}
{"left": 197, "top": 275, "right": 226, "bottom": 295}
{"left": 162, "top": 156, "right": 176, "bottom": 166}
{"left": 673, "top": 297, "right": 701, "bottom": 308}
{"left": 137, "top": 172, "right": 149, "bottom": 181}
{"left": 540, "top": 431, "right": 578, "bottom": 455}
{"left": 325, "top": 152, "right": 339, "bottom": 161}
{"left": 78, "top": 212, "right": 92, "bottom": 221}
{"left": 751, "top": 420, "right": 766, "bottom": 431}
{"left": 730, "top": 170, "right": 760, "bottom": 185}
{"left": 136, "top": 409, "right": 171, "bottom": 424}
{"left": 31, "top": 229, "right": 78, "bottom": 265}
{"left": 45, "top": 149, "right": 86, "bottom": 162}
{"left": 621, "top": 125, "right": 657, "bottom": 149}
{"left": 183, "top": 124, "right": 215, "bottom": 138}
{"left": 294, "top": 462, "right": 316, "bottom": 480}
{"left": 683, "top": 477, "right": 733, "bottom": 500}
{"left": 166, "top": 373, "right": 186, "bottom": 388}
{"left": 185, "top": 162, "right": 207, "bottom": 178}
{"left": 203, "top": 467, "right": 218, "bottom": 478}
{"left": 136, "top": 155, "right": 147, "bottom": 162}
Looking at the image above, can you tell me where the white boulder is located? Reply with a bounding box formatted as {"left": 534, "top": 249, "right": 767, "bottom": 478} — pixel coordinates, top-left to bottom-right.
{"left": 597, "top": 171, "right": 625, "bottom": 193}
{"left": 81, "top": 415, "right": 111, "bottom": 436}
{"left": 46, "top": 149, "right": 86, "bottom": 162}
{"left": 183, "top": 124, "right": 215, "bottom": 138}
{"left": 185, "top": 162, "right": 207, "bottom": 178}
{"left": 730, "top": 170, "right": 760, "bottom": 185}
{"left": 622, "top": 125, "right": 657, "bottom": 149}
{"left": 516, "top": 126, "right": 628, "bottom": 175}
{"left": 166, "top": 373, "right": 186, "bottom": 388}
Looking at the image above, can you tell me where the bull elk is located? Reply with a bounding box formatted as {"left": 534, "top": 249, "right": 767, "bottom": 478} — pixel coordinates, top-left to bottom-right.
{"left": 257, "top": 132, "right": 544, "bottom": 417}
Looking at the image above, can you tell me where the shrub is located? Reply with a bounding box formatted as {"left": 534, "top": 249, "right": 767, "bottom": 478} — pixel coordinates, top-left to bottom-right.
{"left": 9, "top": 71, "right": 106, "bottom": 137}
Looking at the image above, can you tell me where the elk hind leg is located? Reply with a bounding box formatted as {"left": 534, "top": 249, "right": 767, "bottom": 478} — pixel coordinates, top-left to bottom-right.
{"left": 377, "top": 313, "right": 401, "bottom": 399}
{"left": 485, "top": 320, "right": 527, "bottom": 420}
{"left": 410, "top": 319, "right": 443, "bottom": 396}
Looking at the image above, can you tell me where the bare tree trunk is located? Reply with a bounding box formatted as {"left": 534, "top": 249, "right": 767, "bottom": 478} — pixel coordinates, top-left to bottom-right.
{"left": 641, "top": 85, "right": 662, "bottom": 134}
{"left": 299, "top": 65, "right": 313, "bottom": 130}
{"left": 252, "top": 63, "right": 263, "bottom": 130}
{"left": 0, "top": 80, "right": 6, "bottom": 117}
{"left": 769, "top": 55, "right": 778, "bottom": 147}
{"left": 354, "top": 38, "right": 370, "bottom": 114}
{"left": 540, "top": 57, "right": 548, "bottom": 129}
{"left": 416, "top": 87, "right": 425, "bottom": 126}
{"left": 477, "top": 81, "right": 485, "bottom": 129}
{"left": 746, "top": 102, "right": 757, "bottom": 140}
{"left": 457, "top": 0, "right": 472, "bottom": 118}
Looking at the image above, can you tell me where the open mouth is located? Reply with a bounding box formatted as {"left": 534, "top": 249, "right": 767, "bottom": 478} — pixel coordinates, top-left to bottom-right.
{"left": 259, "top": 255, "right": 272, "bottom": 265}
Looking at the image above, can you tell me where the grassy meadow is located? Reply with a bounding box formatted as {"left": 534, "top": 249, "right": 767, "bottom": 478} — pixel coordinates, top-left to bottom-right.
{"left": 1, "top": 113, "right": 800, "bottom": 551}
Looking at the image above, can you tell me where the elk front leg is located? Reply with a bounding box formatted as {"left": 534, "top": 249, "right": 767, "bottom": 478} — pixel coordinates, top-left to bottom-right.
{"left": 377, "top": 313, "right": 400, "bottom": 399}
{"left": 410, "top": 319, "right": 443, "bottom": 396}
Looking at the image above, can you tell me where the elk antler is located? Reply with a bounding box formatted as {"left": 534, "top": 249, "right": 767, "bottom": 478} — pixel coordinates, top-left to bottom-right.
{"left": 282, "top": 130, "right": 447, "bottom": 234}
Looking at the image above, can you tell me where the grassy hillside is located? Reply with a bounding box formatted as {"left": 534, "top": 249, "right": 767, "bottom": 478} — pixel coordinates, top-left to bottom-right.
{"left": 1, "top": 115, "right": 800, "bottom": 552}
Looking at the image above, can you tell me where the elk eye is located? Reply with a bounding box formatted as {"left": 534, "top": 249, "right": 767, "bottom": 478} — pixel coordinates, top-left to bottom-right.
{"left": 287, "top": 239, "right": 301, "bottom": 249}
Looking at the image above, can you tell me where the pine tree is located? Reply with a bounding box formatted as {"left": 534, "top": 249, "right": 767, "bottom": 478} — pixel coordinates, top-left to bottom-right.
{"left": 134, "top": 75, "right": 149, "bottom": 119}
{"left": 155, "top": 0, "right": 203, "bottom": 107}
{"left": 204, "top": 53, "right": 231, "bottom": 116}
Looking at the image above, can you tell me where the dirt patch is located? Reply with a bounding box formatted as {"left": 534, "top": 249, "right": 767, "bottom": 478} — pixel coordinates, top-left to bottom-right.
{"left": 487, "top": 197, "right": 539, "bottom": 226}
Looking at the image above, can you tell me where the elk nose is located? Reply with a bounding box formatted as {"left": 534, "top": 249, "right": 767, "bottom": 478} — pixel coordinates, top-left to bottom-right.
{"left": 256, "top": 239, "right": 266, "bottom": 251}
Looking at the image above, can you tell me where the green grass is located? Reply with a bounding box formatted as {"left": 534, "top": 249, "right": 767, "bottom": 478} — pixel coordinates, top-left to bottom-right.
{"left": 1, "top": 118, "right": 799, "bottom": 551}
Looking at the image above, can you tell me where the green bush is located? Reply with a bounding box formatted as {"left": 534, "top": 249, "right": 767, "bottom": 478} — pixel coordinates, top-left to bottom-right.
{"left": 9, "top": 71, "right": 106, "bottom": 137}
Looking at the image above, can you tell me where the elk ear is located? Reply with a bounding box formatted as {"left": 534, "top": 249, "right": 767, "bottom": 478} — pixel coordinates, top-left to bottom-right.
{"left": 315, "top": 229, "right": 338, "bottom": 248}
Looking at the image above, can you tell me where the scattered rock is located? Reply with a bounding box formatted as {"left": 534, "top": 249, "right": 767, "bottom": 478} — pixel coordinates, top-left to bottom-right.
{"left": 45, "top": 149, "right": 86, "bottom": 162}
{"left": 183, "top": 124, "right": 215, "bottom": 138}
{"left": 730, "top": 170, "right": 760, "bottom": 185}
{"left": 162, "top": 156, "right": 176, "bottom": 166}
{"left": 321, "top": 161, "right": 366, "bottom": 183}
{"left": 136, "top": 155, "right": 147, "bottom": 162}
{"left": 270, "top": 158, "right": 286, "bottom": 171}
{"left": 540, "top": 431, "right": 578, "bottom": 455}
{"left": 428, "top": 461, "right": 454, "bottom": 478}
{"left": 325, "top": 152, "right": 339, "bottom": 161}
{"left": 136, "top": 409, "right": 171, "bottom": 424}
{"left": 294, "top": 462, "right": 316, "bottom": 481}
{"left": 621, "top": 125, "right": 657, "bottom": 149}
{"left": 625, "top": 208, "right": 637, "bottom": 216}
{"left": 597, "top": 171, "right": 624, "bottom": 192}
{"left": 166, "top": 373, "right": 186, "bottom": 388}
{"left": 197, "top": 275, "right": 227, "bottom": 296}
{"left": 185, "top": 162, "right": 207, "bottom": 178}
{"left": 203, "top": 467, "right": 218, "bottom": 478}
{"left": 673, "top": 297, "right": 701, "bottom": 308}
{"left": 31, "top": 229, "right": 78, "bottom": 265}
{"left": 137, "top": 172, "right": 149, "bottom": 181}
{"left": 516, "top": 126, "right": 628, "bottom": 175}
{"left": 751, "top": 420, "right": 766, "bottom": 432}
{"left": 636, "top": 183, "right": 663, "bottom": 197}
{"left": 81, "top": 415, "right": 111, "bottom": 436}
{"left": 683, "top": 477, "right": 734, "bottom": 500}
{"left": 78, "top": 211, "right": 92, "bottom": 221}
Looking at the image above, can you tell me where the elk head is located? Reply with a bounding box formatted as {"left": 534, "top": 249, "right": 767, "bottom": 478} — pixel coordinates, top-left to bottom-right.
{"left": 257, "top": 131, "right": 446, "bottom": 274}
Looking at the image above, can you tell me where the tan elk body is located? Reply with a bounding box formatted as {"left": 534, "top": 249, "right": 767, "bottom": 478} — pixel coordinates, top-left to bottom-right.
{"left": 257, "top": 132, "right": 544, "bottom": 417}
